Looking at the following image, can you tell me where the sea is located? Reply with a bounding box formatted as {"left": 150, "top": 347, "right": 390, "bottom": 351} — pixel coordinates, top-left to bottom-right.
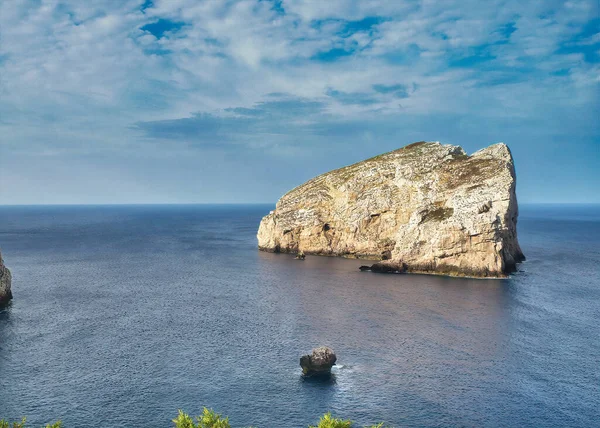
{"left": 0, "top": 204, "right": 598, "bottom": 427}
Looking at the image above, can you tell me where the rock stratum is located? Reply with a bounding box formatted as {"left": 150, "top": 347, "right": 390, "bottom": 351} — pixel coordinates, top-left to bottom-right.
{"left": 257, "top": 141, "right": 525, "bottom": 278}
{"left": 0, "top": 250, "right": 12, "bottom": 305}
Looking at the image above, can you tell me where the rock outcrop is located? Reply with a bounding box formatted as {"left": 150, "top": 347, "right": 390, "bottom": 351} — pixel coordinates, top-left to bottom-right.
{"left": 0, "top": 250, "right": 12, "bottom": 306}
{"left": 361, "top": 261, "right": 407, "bottom": 274}
{"left": 300, "top": 346, "right": 337, "bottom": 376}
{"left": 257, "top": 141, "right": 525, "bottom": 278}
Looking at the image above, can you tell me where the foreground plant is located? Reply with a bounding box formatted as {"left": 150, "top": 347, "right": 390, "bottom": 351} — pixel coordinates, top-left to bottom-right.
{"left": 0, "top": 419, "right": 61, "bottom": 428}
{"left": 173, "top": 408, "right": 230, "bottom": 428}
{"left": 3, "top": 410, "right": 385, "bottom": 427}
{"left": 309, "top": 412, "right": 352, "bottom": 428}
{"left": 0, "top": 418, "right": 26, "bottom": 428}
{"left": 308, "top": 413, "right": 386, "bottom": 428}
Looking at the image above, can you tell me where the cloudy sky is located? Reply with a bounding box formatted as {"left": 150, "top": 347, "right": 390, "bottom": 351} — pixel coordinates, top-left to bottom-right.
{"left": 0, "top": 0, "right": 598, "bottom": 204}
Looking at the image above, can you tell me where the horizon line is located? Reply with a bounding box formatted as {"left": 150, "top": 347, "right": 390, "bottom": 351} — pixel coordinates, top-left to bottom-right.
{"left": 0, "top": 202, "right": 599, "bottom": 207}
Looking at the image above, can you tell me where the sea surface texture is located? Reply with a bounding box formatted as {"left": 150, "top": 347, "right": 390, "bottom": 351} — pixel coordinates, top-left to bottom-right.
{"left": 0, "top": 204, "right": 598, "bottom": 427}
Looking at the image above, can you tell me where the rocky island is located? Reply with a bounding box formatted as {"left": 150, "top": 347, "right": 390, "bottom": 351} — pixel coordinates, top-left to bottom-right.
{"left": 257, "top": 141, "right": 525, "bottom": 278}
{"left": 0, "top": 250, "right": 12, "bottom": 305}
{"left": 300, "top": 346, "right": 337, "bottom": 376}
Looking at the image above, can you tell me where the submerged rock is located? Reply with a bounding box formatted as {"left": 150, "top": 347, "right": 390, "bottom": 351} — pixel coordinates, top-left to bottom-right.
{"left": 0, "top": 250, "right": 12, "bottom": 306}
{"left": 258, "top": 141, "right": 525, "bottom": 278}
{"left": 300, "top": 346, "right": 337, "bottom": 376}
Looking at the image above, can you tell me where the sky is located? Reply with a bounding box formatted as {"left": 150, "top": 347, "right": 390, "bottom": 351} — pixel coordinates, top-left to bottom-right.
{"left": 0, "top": 0, "right": 598, "bottom": 205}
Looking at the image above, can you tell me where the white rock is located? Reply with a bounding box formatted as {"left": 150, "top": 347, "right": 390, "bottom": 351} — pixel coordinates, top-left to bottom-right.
{"left": 257, "top": 141, "right": 525, "bottom": 278}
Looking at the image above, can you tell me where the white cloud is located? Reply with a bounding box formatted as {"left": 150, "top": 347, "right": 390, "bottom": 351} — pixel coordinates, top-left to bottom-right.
{"left": 0, "top": 0, "right": 598, "bottom": 203}
{"left": 0, "top": 0, "right": 596, "bottom": 126}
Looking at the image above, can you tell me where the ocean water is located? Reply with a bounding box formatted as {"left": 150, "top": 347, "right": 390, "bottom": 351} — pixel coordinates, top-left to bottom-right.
{"left": 0, "top": 204, "right": 598, "bottom": 427}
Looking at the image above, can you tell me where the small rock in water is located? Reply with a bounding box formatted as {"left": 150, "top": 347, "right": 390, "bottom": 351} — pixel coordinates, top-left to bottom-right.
{"left": 295, "top": 251, "right": 306, "bottom": 260}
{"left": 300, "top": 346, "right": 337, "bottom": 376}
{"left": 359, "top": 261, "right": 407, "bottom": 273}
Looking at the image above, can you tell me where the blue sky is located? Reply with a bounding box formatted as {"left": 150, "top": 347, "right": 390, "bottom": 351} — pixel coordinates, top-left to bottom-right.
{"left": 0, "top": 0, "right": 598, "bottom": 204}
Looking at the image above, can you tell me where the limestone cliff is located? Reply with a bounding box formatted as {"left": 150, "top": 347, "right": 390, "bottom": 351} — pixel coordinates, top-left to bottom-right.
{"left": 257, "top": 141, "right": 525, "bottom": 278}
{"left": 0, "top": 250, "right": 12, "bottom": 305}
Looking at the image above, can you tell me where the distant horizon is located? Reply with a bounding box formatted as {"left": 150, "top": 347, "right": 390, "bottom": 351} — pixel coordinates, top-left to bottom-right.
{"left": 1, "top": 202, "right": 599, "bottom": 207}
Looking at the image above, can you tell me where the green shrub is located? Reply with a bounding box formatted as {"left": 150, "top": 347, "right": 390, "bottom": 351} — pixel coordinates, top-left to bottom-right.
{"left": 308, "top": 412, "right": 386, "bottom": 428}
{"left": 197, "top": 408, "right": 230, "bottom": 428}
{"left": 172, "top": 411, "right": 195, "bottom": 428}
{"left": 0, "top": 418, "right": 26, "bottom": 428}
{"left": 3, "top": 410, "right": 385, "bottom": 427}
{"left": 173, "top": 408, "right": 230, "bottom": 428}
{"left": 309, "top": 413, "right": 352, "bottom": 428}
{"left": 0, "top": 419, "right": 61, "bottom": 428}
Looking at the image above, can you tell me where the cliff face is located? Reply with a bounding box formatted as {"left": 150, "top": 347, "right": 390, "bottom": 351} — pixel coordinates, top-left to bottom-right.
{"left": 257, "top": 141, "right": 525, "bottom": 278}
{"left": 0, "top": 250, "right": 12, "bottom": 305}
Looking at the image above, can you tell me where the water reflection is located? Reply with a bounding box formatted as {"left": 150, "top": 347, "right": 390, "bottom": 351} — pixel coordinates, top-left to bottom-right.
{"left": 301, "top": 372, "right": 337, "bottom": 385}
{"left": 258, "top": 251, "right": 514, "bottom": 421}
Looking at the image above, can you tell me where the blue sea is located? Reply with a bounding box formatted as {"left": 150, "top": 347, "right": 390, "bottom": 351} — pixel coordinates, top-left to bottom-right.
{"left": 0, "top": 204, "right": 598, "bottom": 427}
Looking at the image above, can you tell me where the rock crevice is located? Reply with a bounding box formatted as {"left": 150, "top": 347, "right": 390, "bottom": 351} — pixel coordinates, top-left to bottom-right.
{"left": 257, "top": 141, "right": 525, "bottom": 278}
